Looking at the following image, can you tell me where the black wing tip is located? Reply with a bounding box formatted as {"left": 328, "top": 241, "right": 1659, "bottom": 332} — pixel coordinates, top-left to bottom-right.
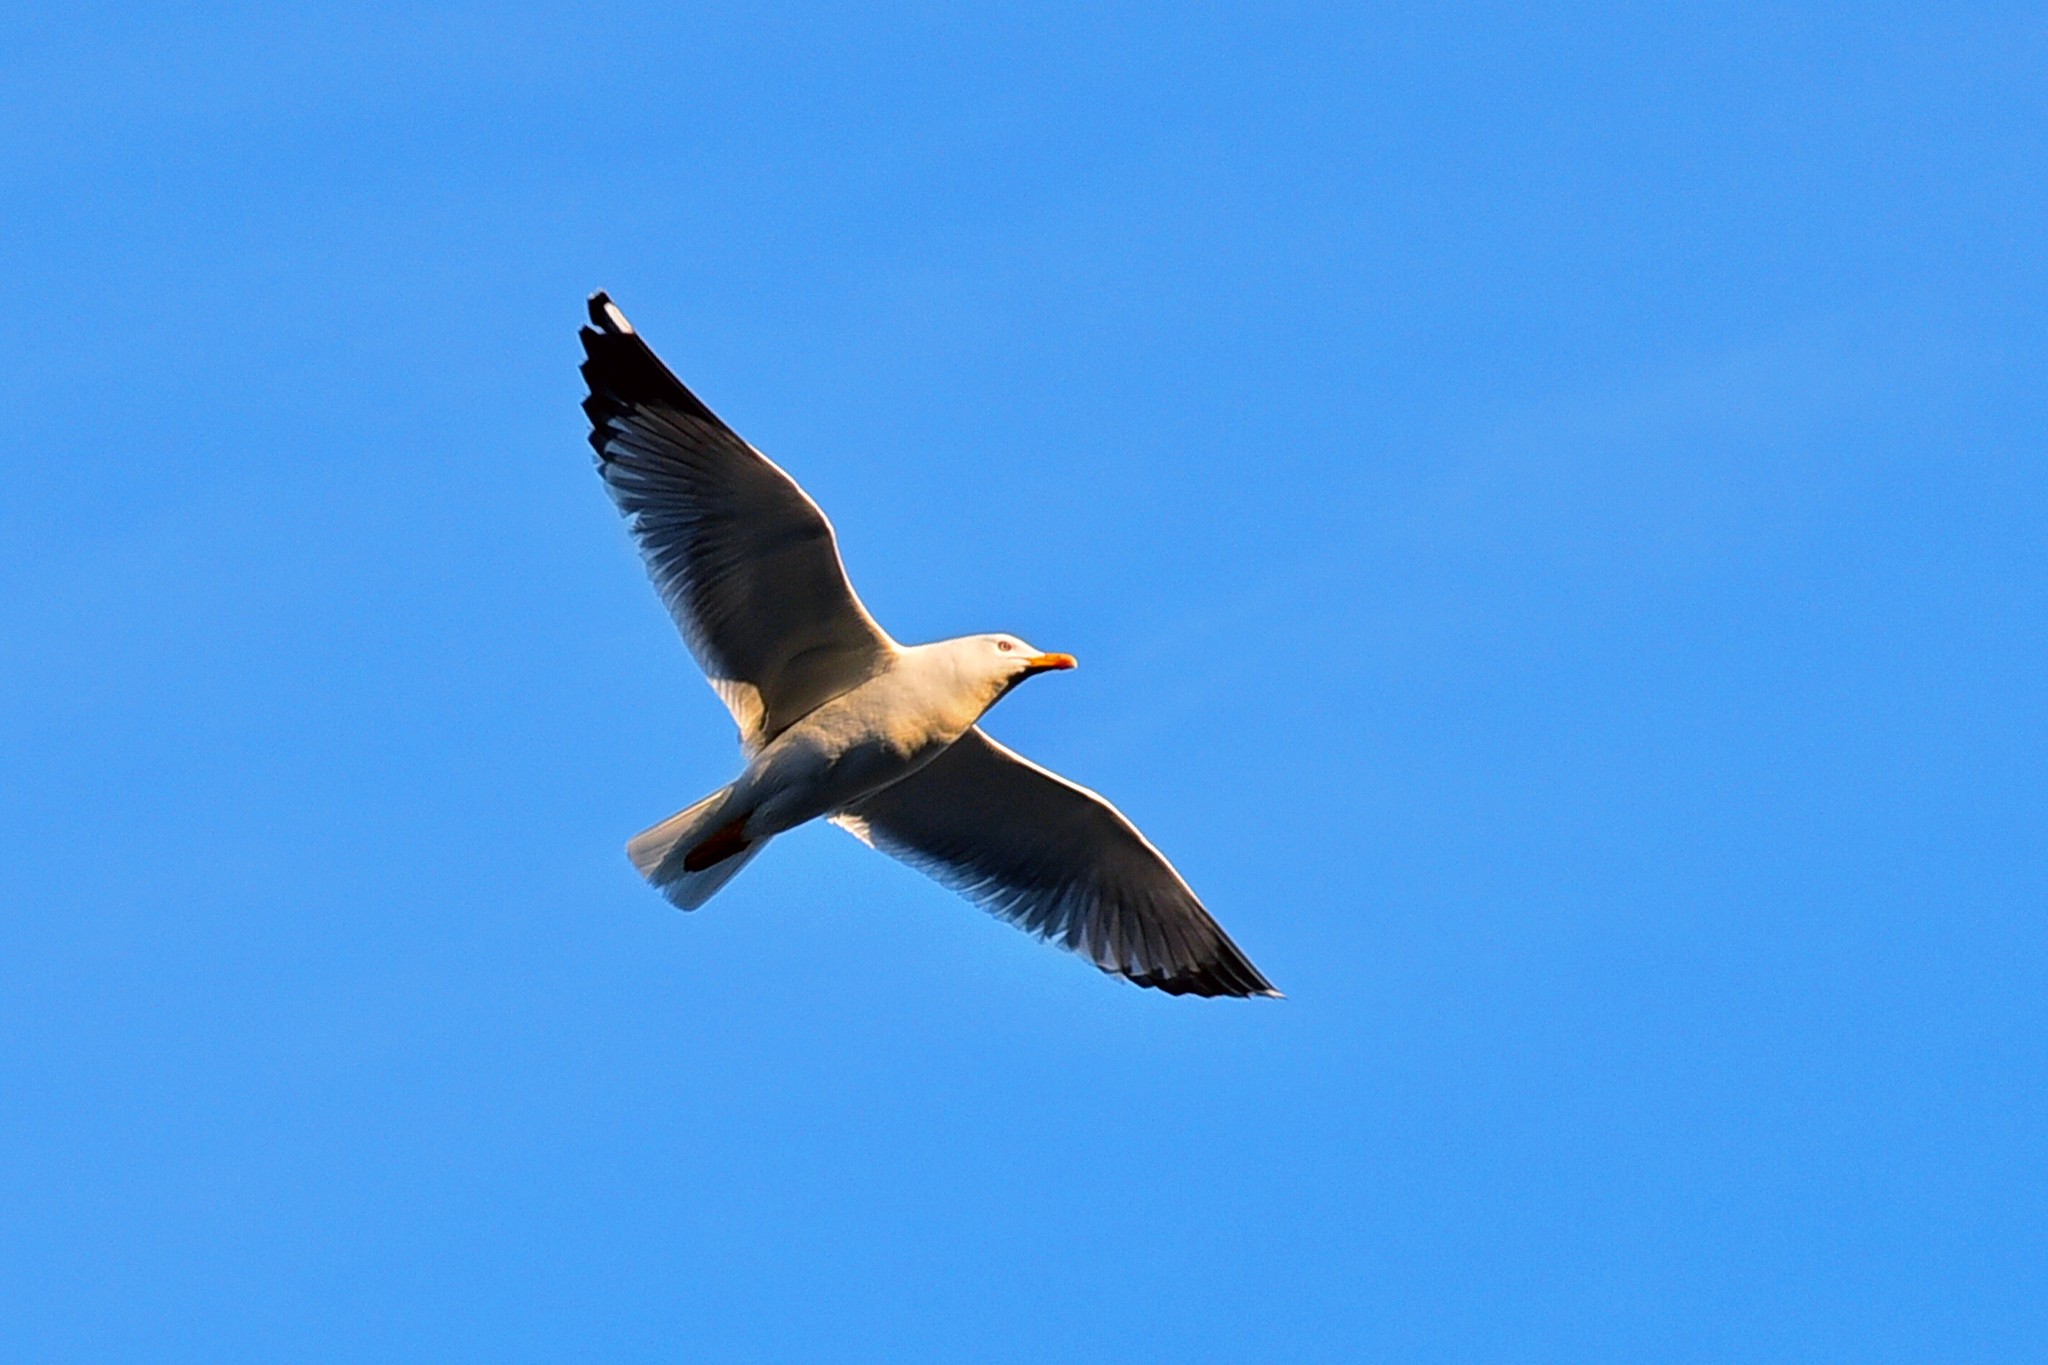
{"left": 576, "top": 292, "right": 727, "bottom": 434}
{"left": 586, "top": 290, "right": 632, "bottom": 333}
{"left": 1125, "top": 958, "right": 1283, "bottom": 999}
{"left": 1154, "top": 927, "right": 1281, "bottom": 999}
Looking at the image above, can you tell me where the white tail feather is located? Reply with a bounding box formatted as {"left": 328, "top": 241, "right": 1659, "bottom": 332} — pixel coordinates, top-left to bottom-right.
{"left": 624, "top": 785, "right": 769, "bottom": 911}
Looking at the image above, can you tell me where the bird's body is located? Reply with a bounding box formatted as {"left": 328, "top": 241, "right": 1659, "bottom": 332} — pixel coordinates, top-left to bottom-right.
{"left": 637, "top": 637, "right": 1066, "bottom": 891}
{"left": 580, "top": 292, "right": 1278, "bottom": 998}
{"left": 736, "top": 657, "right": 959, "bottom": 833}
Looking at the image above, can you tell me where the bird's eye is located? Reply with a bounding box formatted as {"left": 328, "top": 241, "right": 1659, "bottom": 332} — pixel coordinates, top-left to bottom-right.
{"left": 996, "top": 640, "right": 1013, "bottom": 652}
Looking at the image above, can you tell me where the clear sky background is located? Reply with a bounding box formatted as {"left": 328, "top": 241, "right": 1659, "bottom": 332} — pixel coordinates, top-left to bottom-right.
{"left": 3, "top": 3, "right": 2044, "bottom": 1360}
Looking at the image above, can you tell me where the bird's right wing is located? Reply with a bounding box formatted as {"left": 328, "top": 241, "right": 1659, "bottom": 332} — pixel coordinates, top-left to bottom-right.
{"left": 580, "top": 292, "right": 895, "bottom": 749}
{"left": 835, "top": 729, "right": 1279, "bottom": 998}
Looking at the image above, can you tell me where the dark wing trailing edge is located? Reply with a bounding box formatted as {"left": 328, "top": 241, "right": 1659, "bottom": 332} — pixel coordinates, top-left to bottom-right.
{"left": 580, "top": 292, "right": 894, "bottom": 749}
{"left": 835, "top": 729, "right": 1280, "bottom": 998}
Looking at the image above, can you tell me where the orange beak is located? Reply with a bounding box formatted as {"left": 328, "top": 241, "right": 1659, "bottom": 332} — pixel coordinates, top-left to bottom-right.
{"left": 1023, "top": 652, "right": 1077, "bottom": 673}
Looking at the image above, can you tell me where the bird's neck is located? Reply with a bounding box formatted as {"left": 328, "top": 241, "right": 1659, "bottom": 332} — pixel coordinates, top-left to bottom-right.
{"left": 899, "top": 641, "right": 1011, "bottom": 732}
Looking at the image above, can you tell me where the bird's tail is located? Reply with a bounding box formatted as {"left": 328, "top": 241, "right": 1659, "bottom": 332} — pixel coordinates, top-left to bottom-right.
{"left": 625, "top": 784, "right": 769, "bottom": 911}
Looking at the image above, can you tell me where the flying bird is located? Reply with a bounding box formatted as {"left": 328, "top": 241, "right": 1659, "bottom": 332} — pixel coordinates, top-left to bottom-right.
{"left": 580, "top": 292, "right": 1278, "bottom": 998}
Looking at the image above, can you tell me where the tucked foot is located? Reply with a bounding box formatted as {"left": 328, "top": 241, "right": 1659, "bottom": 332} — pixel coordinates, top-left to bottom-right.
{"left": 682, "top": 817, "right": 752, "bottom": 872}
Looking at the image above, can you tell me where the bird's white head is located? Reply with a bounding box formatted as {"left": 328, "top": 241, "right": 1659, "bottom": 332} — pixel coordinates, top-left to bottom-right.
{"left": 935, "top": 633, "right": 1078, "bottom": 711}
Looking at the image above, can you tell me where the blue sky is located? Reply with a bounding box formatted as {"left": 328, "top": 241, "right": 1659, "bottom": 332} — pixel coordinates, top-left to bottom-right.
{"left": 3, "top": 3, "right": 2043, "bottom": 1359}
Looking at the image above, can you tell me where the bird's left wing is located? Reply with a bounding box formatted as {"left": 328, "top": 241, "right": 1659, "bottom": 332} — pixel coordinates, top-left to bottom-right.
{"left": 580, "top": 292, "right": 895, "bottom": 749}
{"left": 834, "top": 729, "right": 1279, "bottom": 998}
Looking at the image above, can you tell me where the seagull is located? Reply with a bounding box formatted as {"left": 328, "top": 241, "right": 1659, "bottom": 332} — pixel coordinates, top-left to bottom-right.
{"left": 580, "top": 292, "right": 1279, "bottom": 998}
